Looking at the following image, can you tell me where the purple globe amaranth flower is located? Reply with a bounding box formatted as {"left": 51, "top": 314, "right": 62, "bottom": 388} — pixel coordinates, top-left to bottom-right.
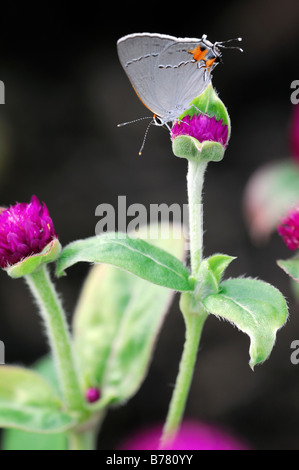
{"left": 172, "top": 114, "right": 229, "bottom": 147}
{"left": 0, "top": 195, "right": 57, "bottom": 269}
{"left": 278, "top": 207, "right": 299, "bottom": 250}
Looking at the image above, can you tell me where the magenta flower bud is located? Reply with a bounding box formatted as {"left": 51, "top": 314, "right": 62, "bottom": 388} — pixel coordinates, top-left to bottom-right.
{"left": 0, "top": 195, "right": 57, "bottom": 268}
{"left": 172, "top": 114, "right": 229, "bottom": 147}
{"left": 0, "top": 195, "right": 60, "bottom": 277}
{"left": 171, "top": 84, "right": 230, "bottom": 163}
{"left": 278, "top": 207, "right": 299, "bottom": 250}
{"left": 85, "top": 387, "right": 101, "bottom": 404}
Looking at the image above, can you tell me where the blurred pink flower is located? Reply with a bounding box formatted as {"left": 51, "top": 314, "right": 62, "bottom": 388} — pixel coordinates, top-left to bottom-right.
{"left": 243, "top": 105, "right": 299, "bottom": 244}
{"left": 278, "top": 207, "right": 299, "bottom": 250}
{"left": 118, "top": 421, "right": 249, "bottom": 450}
{"left": 243, "top": 160, "right": 299, "bottom": 244}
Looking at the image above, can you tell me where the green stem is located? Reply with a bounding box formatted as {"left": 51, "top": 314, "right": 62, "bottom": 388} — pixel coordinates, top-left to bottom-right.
{"left": 187, "top": 159, "right": 207, "bottom": 278}
{"left": 160, "top": 304, "right": 207, "bottom": 448}
{"left": 160, "top": 159, "right": 208, "bottom": 448}
{"left": 26, "top": 265, "right": 85, "bottom": 412}
{"left": 68, "top": 409, "right": 106, "bottom": 450}
{"left": 68, "top": 431, "right": 96, "bottom": 451}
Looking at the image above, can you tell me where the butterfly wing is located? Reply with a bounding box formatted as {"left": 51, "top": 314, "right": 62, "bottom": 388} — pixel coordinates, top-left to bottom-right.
{"left": 117, "top": 34, "right": 216, "bottom": 123}
{"left": 117, "top": 33, "right": 184, "bottom": 119}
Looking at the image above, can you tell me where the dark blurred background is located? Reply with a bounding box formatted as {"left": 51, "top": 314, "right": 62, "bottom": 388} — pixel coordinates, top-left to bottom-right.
{"left": 0, "top": 0, "right": 299, "bottom": 450}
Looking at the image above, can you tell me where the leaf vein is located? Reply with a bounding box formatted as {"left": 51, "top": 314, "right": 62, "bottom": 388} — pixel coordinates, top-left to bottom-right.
{"left": 102, "top": 239, "right": 188, "bottom": 283}
{"left": 220, "top": 294, "right": 259, "bottom": 325}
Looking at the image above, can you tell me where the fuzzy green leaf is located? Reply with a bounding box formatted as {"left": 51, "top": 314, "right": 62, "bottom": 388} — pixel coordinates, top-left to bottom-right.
{"left": 196, "top": 254, "right": 236, "bottom": 297}
{"left": 2, "top": 427, "right": 66, "bottom": 451}
{"left": 277, "top": 257, "right": 299, "bottom": 282}
{"left": 56, "top": 231, "right": 192, "bottom": 292}
{"left": 203, "top": 278, "right": 288, "bottom": 369}
{"left": 2, "top": 356, "right": 68, "bottom": 450}
{"left": 0, "top": 366, "right": 75, "bottom": 433}
{"left": 73, "top": 224, "right": 187, "bottom": 405}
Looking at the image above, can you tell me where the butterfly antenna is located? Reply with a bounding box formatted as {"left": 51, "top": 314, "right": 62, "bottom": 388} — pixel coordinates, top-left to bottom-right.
{"left": 215, "top": 37, "right": 243, "bottom": 52}
{"left": 117, "top": 116, "right": 153, "bottom": 127}
{"left": 139, "top": 119, "right": 154, "bottom": 156}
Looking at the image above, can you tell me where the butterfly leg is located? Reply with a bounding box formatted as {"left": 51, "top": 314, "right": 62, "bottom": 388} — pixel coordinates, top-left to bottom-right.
{"left": 164, "top": 122, "right": 172, "bottom": 132}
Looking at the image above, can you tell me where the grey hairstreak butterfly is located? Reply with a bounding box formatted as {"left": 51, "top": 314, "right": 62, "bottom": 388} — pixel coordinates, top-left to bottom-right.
{"left": 117, "top": 33, "right": 242, "bottom": 153}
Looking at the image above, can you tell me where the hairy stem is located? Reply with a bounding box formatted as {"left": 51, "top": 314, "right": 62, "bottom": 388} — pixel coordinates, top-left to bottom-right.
{"left": 161, "top": 159, "right": 208, "bottom": 448}
{"left": 26, "top": 265, "right": 84, "bottom": 412}
{"left": 160, "top": 303, "right": 207, "bottom": 448}
{"left": 187, "top": 160, "right": 207, "bottom": 278}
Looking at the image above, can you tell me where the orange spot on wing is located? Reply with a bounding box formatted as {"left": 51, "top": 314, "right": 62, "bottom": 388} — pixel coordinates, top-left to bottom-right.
{"left": 205, "top": 58, "right": 217, "bottom": 69}
{"left": 189, "top": 45, "right": 208, "bottom": 62}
